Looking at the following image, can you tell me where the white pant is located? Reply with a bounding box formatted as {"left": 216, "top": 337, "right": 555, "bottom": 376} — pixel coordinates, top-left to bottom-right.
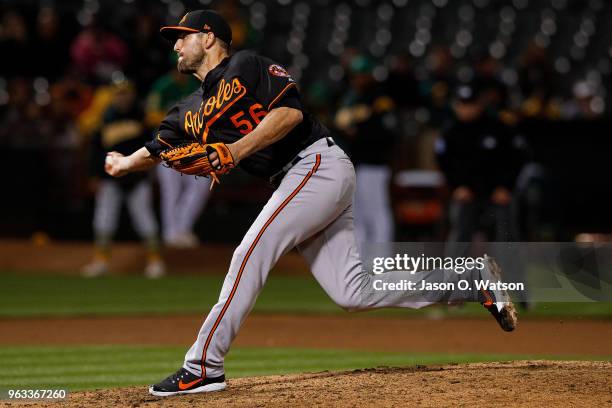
{"left": 157, "top": 165, "right": 211, "bottom": 241}
{"left": 354, "top": 164, "right": 394, "bottom": 243}
{"left": 93, "top": 179, "right": 158, "bottom": 238}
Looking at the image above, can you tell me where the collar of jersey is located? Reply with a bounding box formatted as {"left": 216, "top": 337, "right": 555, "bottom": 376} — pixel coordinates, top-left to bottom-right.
{"left": 201, "top": 55, "right": 231, "bottom": 93}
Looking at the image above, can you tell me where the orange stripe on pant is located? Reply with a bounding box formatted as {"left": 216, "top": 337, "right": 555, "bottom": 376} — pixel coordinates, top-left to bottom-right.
{"left": 200, "top": 153, "right": 322, "bottom": 378}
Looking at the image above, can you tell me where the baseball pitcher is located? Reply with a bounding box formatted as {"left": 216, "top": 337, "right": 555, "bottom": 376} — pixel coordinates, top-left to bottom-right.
{"left": 104, "top": 10, "right": 517, "bottom": 397}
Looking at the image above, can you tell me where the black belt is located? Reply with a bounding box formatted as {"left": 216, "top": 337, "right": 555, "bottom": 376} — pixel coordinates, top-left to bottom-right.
{"left": 269, "top": 137, "right": 335, "bottom": 187}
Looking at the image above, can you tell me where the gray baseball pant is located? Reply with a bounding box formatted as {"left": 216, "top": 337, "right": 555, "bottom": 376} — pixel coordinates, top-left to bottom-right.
{"left": 354, "top": 164, "right": 394, "bottom": 243}
{"left": 93, "top": 179, "right": 158, "bottom": 238}
{"left": 157, "top": 165, "right": 211, "bottom": 241}
{"left": 184, "top": 138, "right": 475, "bottom": 378}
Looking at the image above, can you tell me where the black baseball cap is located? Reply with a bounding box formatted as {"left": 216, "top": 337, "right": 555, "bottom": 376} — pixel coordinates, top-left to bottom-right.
{"left": 160, "top": 10, "right": 232, "bottom": 45}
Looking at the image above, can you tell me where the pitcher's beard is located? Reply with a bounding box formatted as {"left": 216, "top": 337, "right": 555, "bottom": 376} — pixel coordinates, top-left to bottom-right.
{"left": 177, "top": 56, "right": 203, "bottom": 74}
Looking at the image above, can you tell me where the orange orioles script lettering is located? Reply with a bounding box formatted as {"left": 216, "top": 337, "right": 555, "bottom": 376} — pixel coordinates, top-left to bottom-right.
{"left": 184, "top": 78, "right": 246, "bottom": 140}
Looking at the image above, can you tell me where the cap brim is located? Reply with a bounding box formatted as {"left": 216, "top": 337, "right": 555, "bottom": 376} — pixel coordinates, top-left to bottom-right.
{"left": 159, "top": 26, "right": 200, "bottom": 41}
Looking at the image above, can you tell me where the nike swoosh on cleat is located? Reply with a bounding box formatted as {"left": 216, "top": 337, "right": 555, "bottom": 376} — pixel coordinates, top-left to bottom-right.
{"left": 178, "top": 378, "right": 203, "bottom": 390}
{"left": 480, "top": 288, "right": 494, "bottom": 307}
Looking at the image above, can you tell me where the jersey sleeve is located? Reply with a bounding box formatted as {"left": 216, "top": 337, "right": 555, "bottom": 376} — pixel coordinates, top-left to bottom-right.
{"left": 144, "top": 104, "right": 185, "bottom": 157}
{"left": 238, "top": 53, "right": 303, "bottom": 111}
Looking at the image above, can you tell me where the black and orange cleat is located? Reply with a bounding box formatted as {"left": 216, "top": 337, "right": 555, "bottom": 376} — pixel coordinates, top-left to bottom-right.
{"left": 479, "top": 255, "right": 518, "bottom": 332}
{"left": 149, "top": 367, "right": 226, "bottom": 397}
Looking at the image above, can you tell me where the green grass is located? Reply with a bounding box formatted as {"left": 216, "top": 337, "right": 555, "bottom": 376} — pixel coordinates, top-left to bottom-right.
{"left": 0, "top": 273, "right": 611, "bottom": 318}
{"left": 0, "top": 345, "right": 609, "bottom": 391}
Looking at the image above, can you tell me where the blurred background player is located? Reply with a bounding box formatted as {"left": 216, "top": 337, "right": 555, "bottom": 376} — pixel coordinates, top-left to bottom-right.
{"left": 334, "top": 55, "right": 397, "bottom": 244}
{"left": 146, "top": 64, "right": 210, "bottom": 248}
{"left": 436, "top": 82, "right": 525, "bottom": 246}
{"left": 82, "top": 80, "right": 165, "bottom": 278}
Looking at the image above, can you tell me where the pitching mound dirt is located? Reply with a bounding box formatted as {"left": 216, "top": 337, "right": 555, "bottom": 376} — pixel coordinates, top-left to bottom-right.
{"left": 6, "top": 361, "right": 610, "bottom": 407}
